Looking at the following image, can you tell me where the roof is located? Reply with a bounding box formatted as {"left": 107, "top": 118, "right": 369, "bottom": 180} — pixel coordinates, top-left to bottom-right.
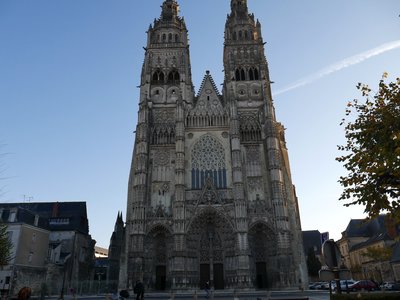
{"left": 342, "top": 215, "right": 388, "bottom": 238}
{"left": 350, "top": 232, "right": 392, "bottom": 251}
{"left": 0, "top": 202, "right": 89, "bottom": 234}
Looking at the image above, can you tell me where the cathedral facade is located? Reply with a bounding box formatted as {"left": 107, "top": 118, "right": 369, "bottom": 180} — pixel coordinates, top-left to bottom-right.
{"left": 119, "top": 0, "right": 307, "bottom": 290}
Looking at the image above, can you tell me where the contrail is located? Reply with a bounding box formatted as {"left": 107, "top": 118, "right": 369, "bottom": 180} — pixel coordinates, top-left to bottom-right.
{"left": 273, "top": 40, "right": 400, "bottom": 96}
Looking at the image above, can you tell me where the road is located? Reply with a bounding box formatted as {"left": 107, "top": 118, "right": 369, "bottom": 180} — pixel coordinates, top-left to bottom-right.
{"left": 60, "top": 290, "right": 330, "bottom": 300}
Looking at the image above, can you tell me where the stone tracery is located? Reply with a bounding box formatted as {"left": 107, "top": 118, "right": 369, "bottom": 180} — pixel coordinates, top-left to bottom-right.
{"left": 191, "top": 135, "right": 227, "bottom": 189}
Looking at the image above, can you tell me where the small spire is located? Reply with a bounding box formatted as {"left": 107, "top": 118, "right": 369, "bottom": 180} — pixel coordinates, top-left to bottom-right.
{"left": 161, "top": 0, "right": 180, "bottom": 21}
{"left": 231, "top": 0, "right": 248, "bottom": 16}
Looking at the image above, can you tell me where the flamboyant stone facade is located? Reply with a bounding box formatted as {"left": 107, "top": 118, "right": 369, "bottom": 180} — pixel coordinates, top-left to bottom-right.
{"left": 120, "top": 0, "right": 307, "bottom": 290}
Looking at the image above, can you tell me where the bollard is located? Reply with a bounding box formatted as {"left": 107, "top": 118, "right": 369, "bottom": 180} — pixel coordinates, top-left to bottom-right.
{"left": 193, "top": 290, "right": 198, "bottom": 300}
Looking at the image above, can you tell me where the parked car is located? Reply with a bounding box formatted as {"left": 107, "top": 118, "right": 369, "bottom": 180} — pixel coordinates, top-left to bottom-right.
{"left": 309, "top": 282, "right": 323, "bottom": 290}
{"left": 333, "top": 280, "right": 356, "bottom": 292}
{"left": 348, "top": 280, "right": 379, "bottom": 291}
{"left": 320, "top": 281, "right": 333, "bottom": 290}
{"left": 380, "top": 282, "right": 395, "bottom": 290}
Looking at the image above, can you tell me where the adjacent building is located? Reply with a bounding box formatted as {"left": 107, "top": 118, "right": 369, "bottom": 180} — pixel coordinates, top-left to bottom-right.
{"left": 0, "top": 202, "right": 95, "bottom": 296}
{"left": 120, "top": 0, "right": 307, "bottom": 291}
{"left": 337, "top": 215, "right": 400, "bottom": 283}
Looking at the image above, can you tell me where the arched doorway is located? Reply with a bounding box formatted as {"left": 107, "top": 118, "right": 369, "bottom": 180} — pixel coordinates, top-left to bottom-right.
{"left": 143, "top": 225, "right": 172, "bottom": 290}
{"left": 248, "top": 222, "right": 278, "bottom": 289}
{"left": 186, "top": 208, "right": 236, "bottom": 290}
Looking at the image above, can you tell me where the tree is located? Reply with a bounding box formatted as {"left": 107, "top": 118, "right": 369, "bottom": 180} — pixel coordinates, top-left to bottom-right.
{"left": 362, "top": 246, "right": 393, "bottom": 262}
{"left": 337, "top": 74, "right": 400, "bottom": 221}
{"left": 0, "top": 222, "right": 12, "bottom": 267}
{"left": 306, "top": 247, "right": 321, "bottom": 277}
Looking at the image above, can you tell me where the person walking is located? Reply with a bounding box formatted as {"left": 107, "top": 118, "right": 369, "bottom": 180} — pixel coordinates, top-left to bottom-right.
{"left": 134, "top": 280, "right": 144, "bottom": 300}
{"left": 204, "top": 281, "right": 210, "bottom": 299}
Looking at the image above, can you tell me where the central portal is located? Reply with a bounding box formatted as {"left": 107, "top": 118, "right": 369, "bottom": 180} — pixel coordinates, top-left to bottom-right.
{"left": 186, "top": 208, "right": 236, "bottom": 290}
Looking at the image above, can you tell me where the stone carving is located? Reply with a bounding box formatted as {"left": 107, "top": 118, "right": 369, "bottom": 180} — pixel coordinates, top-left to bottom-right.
{"left": 191, "top": 135, "right": 225, "bottom": 170}
{"left": 198, "top": 177, "right": 221, "bottom": 205}
{"left": 246, "top": 146, "right": 261, "bottom": 164}
{"left": 152, "top": 109, "right": 175, "bottom": 125}
{"left": 153, "top": 150, "right": 170, "bottom": 167}
{"left": 247, "top": 177, "right": 262, "bottom": 192}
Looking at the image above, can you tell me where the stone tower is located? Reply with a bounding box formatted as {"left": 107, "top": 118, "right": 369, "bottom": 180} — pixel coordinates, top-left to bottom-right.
{"left": 120, "top": 0, "right": 307, "bottom": 290}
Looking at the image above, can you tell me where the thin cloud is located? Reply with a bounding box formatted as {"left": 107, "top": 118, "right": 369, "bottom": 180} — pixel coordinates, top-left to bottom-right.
{"left": 273, "top": 40, "right": 400, "bottom": 96}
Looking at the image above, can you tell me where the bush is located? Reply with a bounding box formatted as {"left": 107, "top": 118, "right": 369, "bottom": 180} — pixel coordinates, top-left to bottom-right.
{"left": 331, "top": 293, "right": 400, "bottom": 300}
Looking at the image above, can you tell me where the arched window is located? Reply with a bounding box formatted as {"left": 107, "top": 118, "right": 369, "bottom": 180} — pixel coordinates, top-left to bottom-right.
{"left": 235, "top": 69, "right": 240, "bottom": 81}
{"left": 233, "top": 32, "right": 237, "bottom": 41}
{"left": 175, "top": 34, "right": 179, "bottom": 42}
{"left": 168, "top": 33, "right": 173, "bottom": 42}
{"left": 235, "top": 68, "right": 246, "bottom": 81}
{"left": 152, "top": 70, "right": 165, "bottom": 84}
{"left": 239, "top": 31, "right": 243, "bottom": 40}
{"left": 240, "top": 68, "right": 246, "bottom": 81}
{"left": 191, "top": 135, "right": 227, "bottom": 189}
{"left": 244, "top": 30, "right": 248, "bottom": 40}
{"left": 167, "top": 70, "right": 180, "bottom": 83}
{"left": 162, "top": 34, "right": 166, "bottom": 42}
{"left": 249, "top": 68, "right": 254, "bottom": 80}
{"left": 254, "top": 68, "right": 259, "bottom": 80}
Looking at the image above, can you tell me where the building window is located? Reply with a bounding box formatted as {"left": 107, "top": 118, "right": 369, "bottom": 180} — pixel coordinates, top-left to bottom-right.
{"left": 167, "top": 70, "right": 180, "bottom": 83}
{"left": 152, "top": 70, "right": 165, "bottom": 84}
{"left": 191, "top": 134, "right": 227, "bottom": 189}
{"left": 9, "top": 212, "right": 16, "bottom": 222}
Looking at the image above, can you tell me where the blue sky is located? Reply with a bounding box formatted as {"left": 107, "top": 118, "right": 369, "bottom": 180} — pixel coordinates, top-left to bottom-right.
{"left": 1, "top": 0, "right": 399, "bottom": 248}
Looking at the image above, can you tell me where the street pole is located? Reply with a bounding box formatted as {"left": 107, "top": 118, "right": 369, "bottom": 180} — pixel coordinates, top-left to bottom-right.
{"left": 60, "top": 265, "right": 67, "bottom": 300}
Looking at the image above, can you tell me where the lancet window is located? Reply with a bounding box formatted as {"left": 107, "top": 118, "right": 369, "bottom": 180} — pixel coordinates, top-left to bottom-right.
{"left": 235, "top": 67, "right": 246, "bottom": 81}
{"left": 152, "top": 70, "right": 165, "bottom": 84}
{"left": 167, "top": 70, "right": 180, "bottom": 84}
{"left": 191, "top": 135, "right": 227, "bottom": 189}
{"left": 248, "top": 67, "right": 259, "bottom": 80}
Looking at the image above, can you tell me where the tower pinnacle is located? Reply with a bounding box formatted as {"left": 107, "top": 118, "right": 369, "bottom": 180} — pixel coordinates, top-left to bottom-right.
{"left": 230, "top": 0, "right": 249, "bottom": 17}
{"left": 161, "top": 0, "right": 179, "bottom": 21}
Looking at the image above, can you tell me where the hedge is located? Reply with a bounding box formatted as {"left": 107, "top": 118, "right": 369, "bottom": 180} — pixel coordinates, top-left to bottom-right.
{"left": 331, "top": 292, "right": 400, "bottom": 300}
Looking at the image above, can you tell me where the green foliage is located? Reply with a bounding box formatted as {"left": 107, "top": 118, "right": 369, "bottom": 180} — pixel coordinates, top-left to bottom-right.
{"left": 306, "top": 247, "right": 321, "bottom": 277}
{"left": 337, "top": 74, "right": 400, "bottom": 221}
{"left": 0, "top": 222, "right": 12, "bottom": 267}
{"left": 362, "top": 246, "right": 393, "bottom": 262}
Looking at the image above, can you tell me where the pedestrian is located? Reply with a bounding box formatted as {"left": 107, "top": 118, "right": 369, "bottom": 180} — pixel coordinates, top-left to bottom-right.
{"left": 133, "top": 280, "right": 144, "bottom": 300}
{"left": 204, "top": 281, "right": 210, "bottom": 299}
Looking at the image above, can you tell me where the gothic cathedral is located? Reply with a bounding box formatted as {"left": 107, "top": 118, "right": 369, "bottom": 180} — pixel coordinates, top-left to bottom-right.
{"left": 119, "top": 0, "right": 307, "bottom": 290}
